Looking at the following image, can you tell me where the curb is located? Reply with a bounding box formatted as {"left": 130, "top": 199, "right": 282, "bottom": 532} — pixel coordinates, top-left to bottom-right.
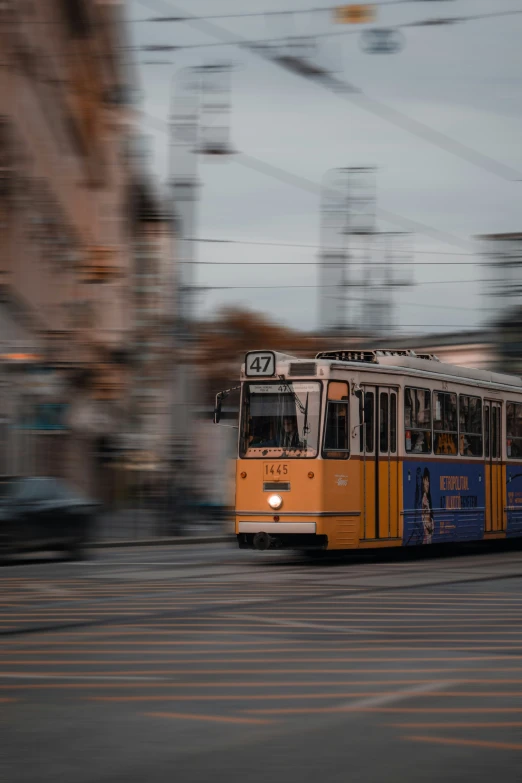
{"left": 88, "top": 534, "right": 235, "bottom": 549}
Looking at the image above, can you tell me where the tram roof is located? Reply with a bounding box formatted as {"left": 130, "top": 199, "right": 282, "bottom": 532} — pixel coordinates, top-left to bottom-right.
{"left": 245, "top": 349, "right": 522, "bottom": 391}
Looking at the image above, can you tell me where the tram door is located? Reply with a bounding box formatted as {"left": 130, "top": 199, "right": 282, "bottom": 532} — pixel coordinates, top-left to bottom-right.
{"left": 484, "top": 401, "right": 504, "bottom": 533}
{"left": 359, "top": 386, "right": 399, "bottom": 540}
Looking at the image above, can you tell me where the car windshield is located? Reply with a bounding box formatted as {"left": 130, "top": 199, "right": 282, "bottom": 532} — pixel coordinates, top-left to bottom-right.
{"left": 240, "top": 381, "right": 321, "bottom": 458}
{"left": 15, "top": 478, "right": 57, "bottom": 501}
{"left": 1, "top": 478, "right": 79, "bottom": 502}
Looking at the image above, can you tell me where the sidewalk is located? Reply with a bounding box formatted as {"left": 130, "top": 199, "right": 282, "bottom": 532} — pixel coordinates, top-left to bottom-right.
{"left": 92, "top": 508, "right": 234, "bottom": 547}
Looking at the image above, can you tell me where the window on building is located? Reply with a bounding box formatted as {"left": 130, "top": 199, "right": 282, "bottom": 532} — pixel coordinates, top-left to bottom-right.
{"left": 459, "top": 395, "right": 483, "bottom": 457}
{"left": 405, "top": 387, "right": 431, "bottom": 453}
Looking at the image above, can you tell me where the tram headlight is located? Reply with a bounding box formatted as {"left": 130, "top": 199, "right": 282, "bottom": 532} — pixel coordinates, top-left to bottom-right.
{"left": 267, "top": 494, "right": 283, "bottom": 510}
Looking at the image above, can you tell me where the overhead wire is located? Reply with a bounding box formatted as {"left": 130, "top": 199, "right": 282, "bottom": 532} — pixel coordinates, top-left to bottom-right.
{"left": 199, "top": 286, "right": 487, "bottom": 313}
{"left": 137, "top": 0, "right": 522, "bottom": 183}
{"left": 137, "top": 8, "right": 522, "bottom": 51}
{"left": 139, "top": 0, "right": 423, "bottom": 24}
{"left": 238, "top": 153, "right": 477, "bottom": 249}
{"left": 24, "top": 0, "right": 486, "bottom": 25}
{"left": 179, "top": 258, "right": 481, "bottom": 265}
{"left": 137, "top": 0, "right": 502, "bottom": 331}
{"left": 140, "top": 6, "right": 522, "bottom": 29}
{"left": 190, "top": 238, "right": 475, "bottom": 256}
{"left": 142, "top": 111, "right": 476, "bottom": 252}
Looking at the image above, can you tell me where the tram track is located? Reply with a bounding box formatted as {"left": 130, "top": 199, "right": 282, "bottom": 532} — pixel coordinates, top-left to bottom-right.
{"left": 3, "top": 547, "right": 522, "bottom": 638}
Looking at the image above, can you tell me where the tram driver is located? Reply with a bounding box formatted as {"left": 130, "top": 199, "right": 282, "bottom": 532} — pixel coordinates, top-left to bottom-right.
{"left": 280, "top": 416, "right": 302, "bottom": 449}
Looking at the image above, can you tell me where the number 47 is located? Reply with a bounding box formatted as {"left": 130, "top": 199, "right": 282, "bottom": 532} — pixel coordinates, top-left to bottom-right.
{"left": 251, "top": 356, "right": 271, "bottom": 372}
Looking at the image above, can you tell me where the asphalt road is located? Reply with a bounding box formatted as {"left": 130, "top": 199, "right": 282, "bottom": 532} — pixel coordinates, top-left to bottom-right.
{"left": 3, "top": 542, "right": 522, "bottom": 782}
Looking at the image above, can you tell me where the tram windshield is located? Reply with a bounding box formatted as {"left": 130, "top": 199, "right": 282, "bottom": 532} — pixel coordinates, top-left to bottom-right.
{"left": 240, "top": 381, "right": 321, "bottom": 458}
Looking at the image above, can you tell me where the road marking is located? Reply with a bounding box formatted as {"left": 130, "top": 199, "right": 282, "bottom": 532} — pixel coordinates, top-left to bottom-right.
{"left": 405, "top": 735, "right": 522, "bottom": 751}
{"left": 6, "top": 649, "right": 522, "bottom": 658}
{"left": 249, "top": 707, "right": 522, "bottom": 715}
{"left": 143, "top": 711, "right": 273, "bottom": 725}
{"left": 334, "top": 680, "right": 454, "bottom": 711}
{"left": 0, "top": 669, "right": 509, "bottom": 678}
{"left": 86, "top": 686, "right": 454, "bottom": 702}
{"left": 6, "top": 646, "right": 522, "bottom": 656}
{"left": 21, "top": 583, "right": 71, "bottom": 598}
{"left": 0, "top": 674, "right": 164, "bottom": 681}
{"left": 0, "top": 677, "right": 434, "bottom": 687}
{"left": 242, "top": 681, "right": 454, "bottom": 716}
{"left": 397, "top": 722, "right": 522, "bottom": 728}
{"left": 222, "top": 613, "right": 381, "bottom": 635}
{"left": 0, "top": 654, "right": 519, "bottom": 664}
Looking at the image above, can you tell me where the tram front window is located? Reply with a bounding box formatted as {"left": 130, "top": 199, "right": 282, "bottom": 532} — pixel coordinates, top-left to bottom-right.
{"left": 240, "top": 381, "right": 321, "bottom": 458}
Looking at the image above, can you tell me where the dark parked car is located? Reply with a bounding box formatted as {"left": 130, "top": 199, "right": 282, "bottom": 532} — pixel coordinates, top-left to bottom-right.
{"left": 0, "top": 477, "right": 99, "bottom": 562}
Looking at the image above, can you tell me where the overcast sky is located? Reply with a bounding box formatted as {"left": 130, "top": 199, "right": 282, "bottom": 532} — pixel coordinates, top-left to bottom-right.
{"left": 127, "top": 0, "right": 522, "bottom": 336}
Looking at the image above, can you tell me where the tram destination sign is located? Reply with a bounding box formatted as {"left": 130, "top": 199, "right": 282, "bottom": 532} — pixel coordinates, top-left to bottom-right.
{"left": 250, "top": 383, "right": 318, "bottom": 394}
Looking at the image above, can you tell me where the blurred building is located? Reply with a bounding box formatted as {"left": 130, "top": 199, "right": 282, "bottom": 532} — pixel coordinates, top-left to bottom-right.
{"left": 0, "top": 0, "right": 143, "bottom": 495}
{"left": 479, "top": 233, "right": 522, "bottom": 375}
{"left": 115, "top": 177, "right": 177, "bottom": 507}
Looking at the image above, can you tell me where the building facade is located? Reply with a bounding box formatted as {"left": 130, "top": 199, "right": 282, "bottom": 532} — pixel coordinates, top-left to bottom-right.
{"left": 0, "top": 0, "right": 140, "bottom": 496}
{"left": 479, "top": 233, "right": 522, "bottom": 375}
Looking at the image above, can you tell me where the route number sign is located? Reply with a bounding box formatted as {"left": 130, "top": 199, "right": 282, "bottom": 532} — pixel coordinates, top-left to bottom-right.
{"left": 245, "top": 351, "right": 276, "bottom": 377}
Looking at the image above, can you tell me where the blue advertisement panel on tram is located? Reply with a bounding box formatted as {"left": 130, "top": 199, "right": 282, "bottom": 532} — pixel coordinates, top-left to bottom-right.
{"left": 403, "top": 461, "right": 485, "bottom": 545}
{"left": 506, "top": 466, "right": 522, "bottom": 537}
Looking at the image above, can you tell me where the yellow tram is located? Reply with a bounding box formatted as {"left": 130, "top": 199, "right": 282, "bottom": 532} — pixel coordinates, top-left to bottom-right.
{"left": 214, "top": 349, "right": 522, "bottom": 551}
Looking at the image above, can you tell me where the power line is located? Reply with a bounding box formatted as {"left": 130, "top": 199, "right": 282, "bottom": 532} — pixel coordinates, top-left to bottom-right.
{"left": 139, "top": 1, "right": 418, "bottom": 24}
{"left": 191, "top": 238, "right": 474, "bottom": 256}
{"left": 140, "top": 6, "right": 522, "bottom": 28}
{"left": 190, "top": 236, "right": 477, "bottom": 258}
{"left": 198, "top": 285, "right": 486, "bottom": 312}
{"left": 16, "top": 2, "right": 388, "bottom": 25}
{"left": 183, "top": 258, "right": 480, "bottom": 265}
{"left": 142, "top": 111, "right": 474, "bottom": 252}
{"left": 138, "top": 0, "right": 522, "bottom": 183}
{"left": 137, "top": 8, "right": 522, "bottom": 51}
{"left": 236, "top": 152, "right": 474, "bottom": 250}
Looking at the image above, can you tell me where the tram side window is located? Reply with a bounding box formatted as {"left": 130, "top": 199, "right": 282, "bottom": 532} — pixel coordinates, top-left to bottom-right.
{"left": 459, "top": 395, "right": 483, "bottom": 457}
{"left": 484, "top": 405, "right": 490, "bottom": 459}
{"left": 323, "top": 382, "right": 349, "bottom": 459}
{"left": 364, "top": 391, "right": 374, "bottom": 453}
{"left": 492, "top": 406, "right": 500, "bottom": 459}
{"left": 379, "top": 392, "right": 389, "bottom": 453}
{"left": 506, "top": 402, "right": 522, "bottom": 458}
{"left": 390, "top": 392, "right": 397, "bottom": 454}
{"left": 405, "top": 387, "right": 431, "bottom": 453}
{"left": 433, "top": 391, "right": 458, "bottom": 455}
{"left": 355, "top": 390, "right": 374, "bottom": 453}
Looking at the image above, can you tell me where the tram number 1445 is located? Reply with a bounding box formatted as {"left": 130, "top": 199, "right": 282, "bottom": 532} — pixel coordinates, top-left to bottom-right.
{"left": 264, "top": 463, "right": 288, "bottom": 477}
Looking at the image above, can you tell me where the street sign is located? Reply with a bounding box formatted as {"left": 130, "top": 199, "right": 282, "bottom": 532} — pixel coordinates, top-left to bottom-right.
{"left": 334, "top": 4, "right": 375, "bottom": 24}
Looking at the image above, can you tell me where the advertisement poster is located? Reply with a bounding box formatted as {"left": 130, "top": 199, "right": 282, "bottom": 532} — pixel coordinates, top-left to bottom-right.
{"left": 403, "top": 461, "right": 485, "bottom": 545}
{"left": 506, "top": 468, "right": 522, "bottom": 537}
